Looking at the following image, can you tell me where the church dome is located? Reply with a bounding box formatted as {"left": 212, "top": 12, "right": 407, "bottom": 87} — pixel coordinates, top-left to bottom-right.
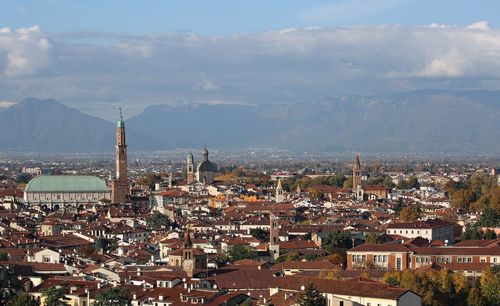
{"left": 197, "top": 160, "right": 217, "bottom": 172}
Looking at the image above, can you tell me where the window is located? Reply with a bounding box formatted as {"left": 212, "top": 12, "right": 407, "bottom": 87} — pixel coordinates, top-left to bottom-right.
{"left": 340, "top": 302, "right": 344, "bottom": 306}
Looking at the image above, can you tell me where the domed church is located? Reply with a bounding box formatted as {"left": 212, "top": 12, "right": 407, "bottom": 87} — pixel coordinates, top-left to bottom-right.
{"left": 186, "top": 146, "right": 217, "bottom": 185}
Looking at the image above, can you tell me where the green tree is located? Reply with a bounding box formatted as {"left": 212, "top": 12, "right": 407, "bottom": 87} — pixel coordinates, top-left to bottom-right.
{"left": 460, "top": 225, "right": 482, "bottom": 241}
{"left": 484, "top": 228, "right": 497, "bottom": 239}
{"left": 297, "top": 283, "right": 326, "bottom": 306}
{"left": 397, "top": 176, "right": 420, "bottom": 189}
{"left": 467, "top": 286, "right": 485, "bottom": 306}
{"left": 276, "top": 252, "right": 300, "bottom": 263}
{"left": 95, "top": 238, "right": 118, "bottom": 254}
{"left": 250, "top": 228, "right": 269, "bottom": 242}
{"left": 92, "top": 287, "right": 130, "bottom": 306}
{"left": 7, "top": 292, "right": 40, "bottom": 306}
{"left": 321, "top": 230, "right": 352, "bottom": 252}
{"left": 41, "top": 287, "right": 68, "bottom": 306}
{"left": 480, "top": 266, "right": 500, "bottom": 306}
{"left": 305, "top": 254, "right": 320, "bottom": 261}
{"left": 0, "top": 266, "right": 19, "bottom": 305}
{"left": 477, "top": 207, "right": 500, "bottom": 227}
{"left": 147, "top": 212, "right": 170, "bottom": 229}
{"left": 227, "top": 245, "right": 257, "bottom": 262}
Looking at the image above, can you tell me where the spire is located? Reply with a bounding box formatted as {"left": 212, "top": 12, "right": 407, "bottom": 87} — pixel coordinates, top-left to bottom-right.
{"left": 183, "top": 227, "right": 193, "bottom": 248}
{"left": 117, "top": 108, "right": 125, "bottom": 128}
{"left": 276, "top": 178, "right": 283, "bottom": 190}
{"left": 355, "top": 154, "right": 361, "bottom": 169}
{"left": 203, "top": 145, "right": 209, "bottom": 161}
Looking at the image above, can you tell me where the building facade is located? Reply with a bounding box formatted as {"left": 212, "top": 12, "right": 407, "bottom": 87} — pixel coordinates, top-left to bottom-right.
{"left": 386, "top": 219, "right": 455, "bottom": 243}
{"left": 24, "top": 175, "right": 111, "bottom": 209}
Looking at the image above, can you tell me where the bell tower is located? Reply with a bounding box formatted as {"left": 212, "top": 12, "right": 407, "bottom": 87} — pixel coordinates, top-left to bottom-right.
{"left": 275, "top": 178, "right": 285, "bottom": 203}
{"left": 186, "top": 151, "right": 194, "bottom": 184}
{"left": 352, "top": 154, "right": 362, "bottom": 190}
{"left": 111, "top": 108, "right": 129, "bottom": 203}
{"left": 269, "top": 212, "right": 280, "bottom": 262}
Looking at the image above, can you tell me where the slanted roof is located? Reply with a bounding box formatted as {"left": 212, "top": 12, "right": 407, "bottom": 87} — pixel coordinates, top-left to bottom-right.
{"left": 25, "top": 175, "right": 109, "bottom": 193}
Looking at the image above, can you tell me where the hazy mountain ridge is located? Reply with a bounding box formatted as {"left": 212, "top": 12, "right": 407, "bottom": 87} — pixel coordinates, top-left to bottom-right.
{"left": 2, "top": 90, "right": 500, "bottom": 153}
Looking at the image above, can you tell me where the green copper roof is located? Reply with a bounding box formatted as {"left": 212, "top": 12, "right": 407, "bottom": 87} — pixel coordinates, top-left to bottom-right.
{"left": 25, "top": 175, "right": 109, "bottom": 193}
{"left": 117, "top": 108, "right": 125, "bottom": 128}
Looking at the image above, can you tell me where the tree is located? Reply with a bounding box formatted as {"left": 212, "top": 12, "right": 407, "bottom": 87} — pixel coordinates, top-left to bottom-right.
{"left": 326, "top": 253, "right": 344, "bottom": 266}
{"left": 250, "top": 228, "right": 269, "bottom": 242}
{"left": 276, "top": 252, "right": 300, "bottom": 263}
{"left": 383, "top": 271, "right": 401, "bottom": 287}
{"left": 477, "top": 207, "right": 500, "bottom": 227}
{"left": 305, "top": 254, "right": 320, "bottom": 261}
{"left": 484, "top": 228, "right": 497, "bottom": 239}
{"left": 297, "top": 283, "right": 326, "bottom": 306}
{"left": 365, "top": 232, "right": 379, "bottom": 244}
{"left": 460, "top": 225, "right": 482, "bottom": 241}
{"left": 321, "top": 230, "right": 352, "bottom": 252}
{"left": 467, "top": 286, "right": 485, "bottom": 306}
{"left": 95, "top": 238, "right": 118, "bottom": 254}
{"left": 0, "top": 266, "right": 20, "bottom": 305}
{"left": 227, "top": 245, "right": 257, "bottom": 262}
{"left": 92, "top": 287, "right": 130, "bottom": 306}
{"left": 7, "top": 293, "right": 40, "bottom": 306}
{"left": 147, "top": 212, "right": 170, "bottom": 229}
{"left": 480, "top": 266, "right": 500, "bottom": 306}
{"left": 399, "top": 207, "right": 420, "bottom": 222}
{"left": 397, "top": 176, "right": 420, "bottom": 189}
{"left": 41, "top": 287, "right": 68, "bottom": 306}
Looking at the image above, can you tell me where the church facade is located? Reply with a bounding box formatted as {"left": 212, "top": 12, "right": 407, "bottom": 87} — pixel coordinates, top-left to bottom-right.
{"left": 186, "top": 147, "right": 218, "bottom": 185}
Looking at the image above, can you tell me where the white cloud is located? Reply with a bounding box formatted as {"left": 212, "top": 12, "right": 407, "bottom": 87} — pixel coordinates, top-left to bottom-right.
{"left": 468, "top": 21, "right": 491, "bottom": 31}
{"left": 0, "top": 100, "right": 15, "bottom": 108}
{"left": 194, "top": 73, "right": 218, "bottom": 91}
{"left": 0, "top": 25, "right": 53, "bottom": 77}
{"left": 1, "top": 22, "right": 500, "bottom": 119}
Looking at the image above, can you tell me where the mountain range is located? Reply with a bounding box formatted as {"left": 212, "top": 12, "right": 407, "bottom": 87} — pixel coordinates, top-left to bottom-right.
{"left": 2, "top": 90, "right": 500, "bottom": 154}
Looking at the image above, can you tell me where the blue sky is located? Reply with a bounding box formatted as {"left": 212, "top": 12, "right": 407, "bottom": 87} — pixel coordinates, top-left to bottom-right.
{"left": 2, "top": 0, "right": 499, "bottom": 35}
{"left": 1, "top": 0, "right": 500, "bottom": 119}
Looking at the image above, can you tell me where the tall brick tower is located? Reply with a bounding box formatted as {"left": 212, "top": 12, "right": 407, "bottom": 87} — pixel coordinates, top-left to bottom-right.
{"left": 111, "top": 108, "right": 128, "bottom": 203}
{"left": 352, "top": 154, "right": 362, "bottom": 190}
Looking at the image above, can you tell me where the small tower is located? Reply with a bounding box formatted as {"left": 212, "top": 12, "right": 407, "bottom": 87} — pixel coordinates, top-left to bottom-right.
{"left": 275, "top": 178, "right": 285, "bottom": 203}
{"left": 182, "top": 228, "right": 194, "bottom": 278}
{"left": 203, "top": 146, "right": 209, "bottom": 162}
{"left": 186, "top": 151, "right": 195, "bottom": 184}
{"left": 296, "top": 184, "right": 301, "bottom": 195}
{"left": 352, "top": 154, "right": 362, "bottom": 190}
{"left": 168, "top": 168, "right": 173, "bottom": 188}
{"left": 269, "top": 212, "right": 280, "bottom": 262}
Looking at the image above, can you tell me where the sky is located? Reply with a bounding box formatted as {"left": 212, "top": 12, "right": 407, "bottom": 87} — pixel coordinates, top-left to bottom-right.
{"left": 1, "top": 0, "right": 500, "bottom": 120}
